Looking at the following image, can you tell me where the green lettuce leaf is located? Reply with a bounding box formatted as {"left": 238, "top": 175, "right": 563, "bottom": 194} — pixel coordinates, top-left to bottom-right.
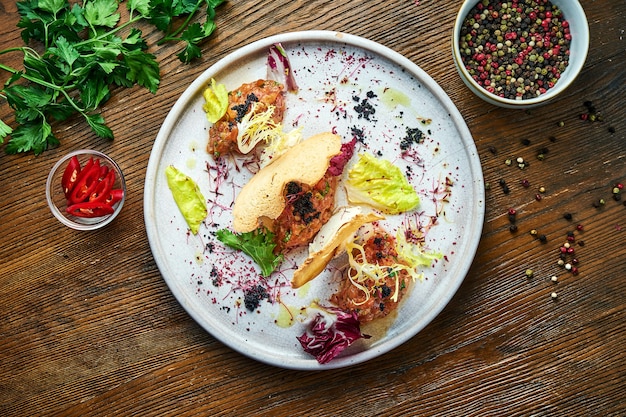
{"left": 216, "top": 228, "right": 284, "bottom": 277}
{"left": 202, "top": 78, "right": 228, "bottom": 123}
{"left": 345, "top": 152, "right": 420, "bottom": 214}
{"left": 165, "top": 165, "right": 207, "bottom": 234}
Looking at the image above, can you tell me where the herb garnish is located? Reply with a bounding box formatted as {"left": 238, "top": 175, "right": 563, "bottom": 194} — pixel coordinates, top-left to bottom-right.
{"left": 0, "top": 0, "right": 224, "bottom": 154}
{"left": 216, "top": 227, "right": 284, "bottom": 277}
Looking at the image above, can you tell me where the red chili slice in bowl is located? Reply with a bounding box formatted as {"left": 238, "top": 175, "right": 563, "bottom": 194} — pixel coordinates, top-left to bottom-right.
{"left": 104, "top": 188, "right": 124, "bottom": 206}
{"left": 66, "top": 201, "right": 115, "bottom": 218}
{"left": 89, "top": 170, "right": 116, "bottom": 203}
{"left": 68, "top": 159, "right": 101, "bottom": 205}
{"left": 61, "top": 155, "right": 82, "bottom": 197}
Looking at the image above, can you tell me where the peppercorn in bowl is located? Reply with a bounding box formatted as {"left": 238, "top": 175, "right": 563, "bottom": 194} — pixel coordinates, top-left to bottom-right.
{"left": 46, "top": 150, "right": 126, "bottom": 230}
{"left": 452, "top": 0, "right": 589, "bottom": 108}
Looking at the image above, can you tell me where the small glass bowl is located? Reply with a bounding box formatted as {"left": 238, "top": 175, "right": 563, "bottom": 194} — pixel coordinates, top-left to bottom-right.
{"left": 46, "top": 150, "right": 126, "bottom": 230}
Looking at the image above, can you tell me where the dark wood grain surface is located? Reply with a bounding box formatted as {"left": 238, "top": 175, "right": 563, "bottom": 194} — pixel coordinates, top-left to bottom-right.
{"left": 1, "top": 0, "right": 624, "bottom": 415}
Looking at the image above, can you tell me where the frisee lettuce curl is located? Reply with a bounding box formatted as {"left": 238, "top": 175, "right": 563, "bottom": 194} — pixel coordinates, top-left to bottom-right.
{"left": 259, "top": 125, "right": 303, "bottom": 167}
{"left": 165, "top": 165, "right": 208, "bottom": 234}
{"left": 236, "top": 102, "right": 283, "bottom": 155}
{"left": 395, "top": 229, "right": 443, "bottom": 273}
{"left": 345, "top": 152, "right": 420, "bottom": 214}
{"left": 234, "top": 101, "right": 304, "bottom": 164}
{"left": 297, "top": 304, "right": 369, "bottom": 364}
{"left": 202, "top": 78, "right": 228, "bottom": 123}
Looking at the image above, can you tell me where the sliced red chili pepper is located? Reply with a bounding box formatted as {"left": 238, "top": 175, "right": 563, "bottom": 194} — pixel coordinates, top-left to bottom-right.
{"left": 66, "top": 201, "right": 115, "bottom": 218}
{"left": 98, "top": 165, "right": 109, "bottom": 180}
{"left": 69, "top": 156, "right": 94, "bottom": 194}
{"left": 68, "top": 159, "right": 101, "bottom": 205}
{"left": 62, "top": 155, "right": 81, "bottom": 197}
{"left": 89, "top": 170, "right": 115, "bottom": 203}
{"left": 104, "top": 188, "right": 124, "bottom": 206}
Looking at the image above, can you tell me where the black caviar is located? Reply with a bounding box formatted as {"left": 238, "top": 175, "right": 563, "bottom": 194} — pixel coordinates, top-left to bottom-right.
{"left": 400, "top": 126, "right": 425, "bottom": 151}
{"left": 458, "top": 0, "right": 571, "bottom": 100}
{"left": 231, "top": 93, "right": 259, "bottom": 122}
{"left": 243, "top": 285, "right": 268, "bottom": 311}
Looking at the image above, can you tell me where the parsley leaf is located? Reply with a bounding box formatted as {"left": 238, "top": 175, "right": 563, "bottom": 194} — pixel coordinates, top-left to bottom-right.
{"left": 84, "top": 0, "right": 120, "bottom": 28}
{"left": 153, "top": 0, "right": 226, "bottom": 64}
{"left": 177, "top": 22, "right": 204, "bottom": 62}
{"left": 216, "top": 228, "right": 284, "bottom": 277}
{"left": 6, "top": 121, "right": 58, "bottom": 155}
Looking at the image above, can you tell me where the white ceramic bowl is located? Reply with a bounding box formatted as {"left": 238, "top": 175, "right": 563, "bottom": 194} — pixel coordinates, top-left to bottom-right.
{"left": 46, "top": 150, "right": 126, "bottom": 230}
{"left": 452, "top": 0, "right": 589, "bottom": 108}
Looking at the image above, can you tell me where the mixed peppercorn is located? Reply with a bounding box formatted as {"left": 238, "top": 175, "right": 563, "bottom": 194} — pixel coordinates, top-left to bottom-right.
{"left": 483, "top": 99, "right": 623, "bottom": 301}
{"left": 459, "top": 0, "right": 571, "bottom": 100}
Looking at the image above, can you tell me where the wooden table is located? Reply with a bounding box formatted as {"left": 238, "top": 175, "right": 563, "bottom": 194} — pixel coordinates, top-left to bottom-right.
{"left": 1, "top": 0, "right": 624, "bottom": 415}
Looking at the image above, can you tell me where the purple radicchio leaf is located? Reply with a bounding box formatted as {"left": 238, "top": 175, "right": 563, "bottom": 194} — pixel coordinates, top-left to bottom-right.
{"left": 328, "top": 137, "right": 357, "bottom": 176}
{"left": 297, "top": 305, "right": 369, "bottom": 364}
{"left": 267, "top": 43, "right": 299, "bottom": 92}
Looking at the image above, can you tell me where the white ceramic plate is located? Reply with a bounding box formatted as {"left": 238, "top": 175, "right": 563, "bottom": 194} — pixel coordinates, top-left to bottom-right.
{"left": 144, "top": 31, "right": 484, "bottom": 370}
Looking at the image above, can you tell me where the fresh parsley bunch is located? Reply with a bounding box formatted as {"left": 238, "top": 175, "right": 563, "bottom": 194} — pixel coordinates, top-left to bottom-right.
{"left": 0, "top": 0, "right": 224, "bottom": 154}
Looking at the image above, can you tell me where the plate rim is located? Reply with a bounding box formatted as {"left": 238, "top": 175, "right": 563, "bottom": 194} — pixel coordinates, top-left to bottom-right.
{"left": 144, "top": 30, "right": 484, "bottom": 370}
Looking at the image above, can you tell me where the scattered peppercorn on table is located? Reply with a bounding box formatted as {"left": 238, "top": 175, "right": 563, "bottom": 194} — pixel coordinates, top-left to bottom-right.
{"left": 1, "top": 0, "right": 624, "bottom": 415}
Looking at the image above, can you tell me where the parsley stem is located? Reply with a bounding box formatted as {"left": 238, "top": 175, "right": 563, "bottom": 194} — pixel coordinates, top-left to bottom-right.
{"left": 0, "top": 54, "right": 85, "bottom": 114}
{"left": 75, "top": 15, "right": 143, "bottom": 49}
{"left": 156, "top": 0, "right": 203, "bottom": 44}
{"left": 0, "top": 60, "right": 61, "bottom": 92}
